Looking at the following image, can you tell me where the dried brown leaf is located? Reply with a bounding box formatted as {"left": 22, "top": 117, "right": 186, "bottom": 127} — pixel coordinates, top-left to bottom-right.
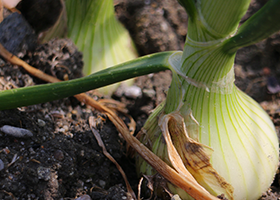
{"left": 160, "top": 112, "right": 234, "bottom": 200}
{"left": 89, "top": 116, "right": 136, "bottom": 200}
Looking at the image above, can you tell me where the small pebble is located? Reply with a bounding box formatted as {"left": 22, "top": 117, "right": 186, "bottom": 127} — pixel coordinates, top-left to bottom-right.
{"left": 143, "top": 88, "right": 156, "bottom": 98}
{"left": 0, "top": 159, "right": 4, "bottom": 171}
{"left": 62, "top": 125, "right": 69, "bottom": 132}
{"left": 37, "top": 119, "right": 46, "bottom": 127}
{"left": 75, "top": 194, "right": 92, "bottom": 200}
{"left": 171, "top": 194, "right": 182, "bottom": 200}
{"left": 0, "top": 125, "right": 33, "bottom": 138}
{"left": 57, "top": 128, "right": 65, "bottom": 133}
{"left": 124, "top": 85, "right": 142, "bottom": 98}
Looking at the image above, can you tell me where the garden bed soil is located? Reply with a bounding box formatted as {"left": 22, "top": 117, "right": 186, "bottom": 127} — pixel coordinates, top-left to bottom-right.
{"left": 1, "top": 0, "right": 280, "bottom": 199}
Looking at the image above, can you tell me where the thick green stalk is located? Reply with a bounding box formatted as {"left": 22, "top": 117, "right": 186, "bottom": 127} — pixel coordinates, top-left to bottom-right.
{"left": 185, "top": 0, "right": 251, "bottom": 41}
{"left": 174, "top": 0, "right": 252, "bottom": 106}
{"left": 180, "top": 0, "right": 251, "bottom": 83}
{"left": 223, "top": 0, "right": 280, "bottom": 53}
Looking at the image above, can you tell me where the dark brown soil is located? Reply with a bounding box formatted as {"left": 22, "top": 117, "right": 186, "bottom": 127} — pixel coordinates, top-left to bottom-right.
{"left": 1, "top": 0, "right": 280, "bottom": 200}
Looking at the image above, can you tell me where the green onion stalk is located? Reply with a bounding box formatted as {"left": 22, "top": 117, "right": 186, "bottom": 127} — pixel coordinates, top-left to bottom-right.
{"left": 65, "top": 0, "right": 138, "bottom": 95}
{"left": 0, "top": 0, "right": 280, "bottom": 199}
{"left": 136, "top": 0, "right": 280, "bottom": 199}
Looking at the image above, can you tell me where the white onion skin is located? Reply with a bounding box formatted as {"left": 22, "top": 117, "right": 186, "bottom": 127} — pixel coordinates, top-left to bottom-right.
{"left": 137, "top": 82, "right": 279, "bottom": 200}
{"left": 185, "top": 84, "right": 278, "bottom": 200}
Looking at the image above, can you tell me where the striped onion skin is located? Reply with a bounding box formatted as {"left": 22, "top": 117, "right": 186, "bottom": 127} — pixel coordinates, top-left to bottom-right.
{"left": 179, "top": 34, "right": 278, "bottom": 200}
{"left": 66, "top": 0, "right": 137, "bottom": 94}
{"left": 183, "top": 85, "right": 278, "bottom": 200}
{"left": 137, "top": 78, "right": 278, "bottom": 200}
{"left": 137, "top": 48, "right": 278, "bottom": 199}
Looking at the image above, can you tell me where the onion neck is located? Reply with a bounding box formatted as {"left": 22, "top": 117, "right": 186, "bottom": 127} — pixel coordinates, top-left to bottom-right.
{"left": 175, "top": 0, "right": 251, "bottom": 97}
{"left": 164, "top": 41, "right": 236, "bottom": 115}
{"left": 181, "top": 37, "right": 236, "bottom": 94}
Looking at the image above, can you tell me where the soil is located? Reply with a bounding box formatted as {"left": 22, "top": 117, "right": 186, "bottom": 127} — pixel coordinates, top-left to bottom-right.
{"left": 1, "top": 0, "right": 280, "bottom": 200}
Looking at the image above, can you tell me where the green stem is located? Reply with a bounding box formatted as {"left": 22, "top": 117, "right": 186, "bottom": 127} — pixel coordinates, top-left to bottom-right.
{"left": 223, "top": 0, "right": 280, "bottom": 53}
{"left": 0, "top": 52, "right": 174, "bottom": 110}
{"left": 185, "top": 0, "right": 251, "bottom": 42}
{"left": 177, "top": 0, "right": 197, "bottom": 20}
{"left": 178, "top": 0, "right": 250, "bottom": 90}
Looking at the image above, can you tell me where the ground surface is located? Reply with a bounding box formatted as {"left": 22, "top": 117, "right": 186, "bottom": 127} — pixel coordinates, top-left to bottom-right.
{"left": 1, "top": 0, "right": 280, "bottom": 199}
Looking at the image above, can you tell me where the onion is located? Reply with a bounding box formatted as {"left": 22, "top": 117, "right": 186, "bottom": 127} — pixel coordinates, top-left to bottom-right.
{"left": 66, "top": 0, "right": 138, "bottom": 95}
{"left": 137, "top": 0, "right": 280, "bottom": 199}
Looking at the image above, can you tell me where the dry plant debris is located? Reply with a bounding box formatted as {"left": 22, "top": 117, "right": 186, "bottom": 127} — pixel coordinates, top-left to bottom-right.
{"left": 0, "top": 40, "right": 220, "bottom": 199}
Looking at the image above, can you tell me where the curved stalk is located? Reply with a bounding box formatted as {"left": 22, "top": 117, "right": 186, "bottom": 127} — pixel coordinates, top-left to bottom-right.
{"left": 223, "top": 0, "right": 280, "bottom": 53}
{"left": 0, "top": 51, "right": 173, "bottom": 110}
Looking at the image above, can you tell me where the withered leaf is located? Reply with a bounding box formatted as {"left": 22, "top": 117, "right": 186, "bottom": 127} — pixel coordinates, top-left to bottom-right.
{"left": 159, "top": 111, "right": 234, "bottom": 200}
